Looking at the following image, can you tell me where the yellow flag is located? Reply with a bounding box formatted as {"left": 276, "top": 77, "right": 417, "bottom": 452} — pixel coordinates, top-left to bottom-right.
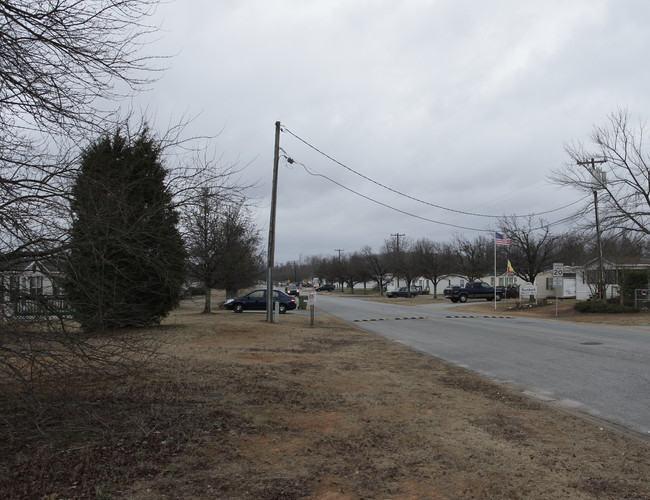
{"left": 507, "top": 260, "right": 515, "bottom": 274}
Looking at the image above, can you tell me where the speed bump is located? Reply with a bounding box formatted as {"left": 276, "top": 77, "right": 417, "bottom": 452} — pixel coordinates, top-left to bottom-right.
{"left": 446, "top": 315, "right": 513, "bottom": 319}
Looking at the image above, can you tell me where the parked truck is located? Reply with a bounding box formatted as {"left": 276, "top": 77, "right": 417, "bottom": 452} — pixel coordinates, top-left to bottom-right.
{"left": 443, "top": 281, "right": 504, "bottom": 303}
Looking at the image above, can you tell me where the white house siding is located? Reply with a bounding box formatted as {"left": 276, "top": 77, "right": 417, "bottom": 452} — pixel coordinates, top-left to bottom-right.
{"left": 0, "top": 261, "right": 65, "bottom": 320}
{"left": 574, "top": 268, "right": 619, "bottom": 301}
{"left": 535, "top": 262, "right": 649, "bottom": 301}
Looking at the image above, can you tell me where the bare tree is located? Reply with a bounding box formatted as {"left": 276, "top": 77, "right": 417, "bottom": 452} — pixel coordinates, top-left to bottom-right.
{"left": 554, "top": 231, "right": 589, "bottom": 267}
{"left": 273, "top": 258, "right": 312, "bottom": 285}
{"left": 184, "top": 185, "right": 263, "bottom": 312}
{"left": 450, "top": 234, "right": 493, "bottom": 282}
{"left": 308, "top": 255, "right": 337, "bottom": 288}
{"left": 1, "top": 0, "right": 159, "bottom": 132}
{"left": 342, "top": 252, "right": 369, "bottom": 294}
{"left": 360, "top": 246, "right": 391, "bottom": 295}
{"left": 413, "top": 239, "right": 451, "bottom": 298}
{"left": 212, "top": 203, "right": 264, "bottom": 298}
{"left": 383, "top": 237, "right": 419, "bottom": 296}
{"left": 553, "top": 108, "right": 650, "bottom": 238}
{"left": 184, "top": 187, "right": 223, "bottom": 313}
{"left": 497, "top": 216, "right": 559, "bottom": 285}
{"left": 1, "top": 0, "right": 162, "bottom": 261}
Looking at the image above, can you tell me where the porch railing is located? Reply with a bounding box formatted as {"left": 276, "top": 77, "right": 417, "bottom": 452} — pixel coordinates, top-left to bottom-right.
{"left": 4, "top": 296, "right": 73, "bottom": 318}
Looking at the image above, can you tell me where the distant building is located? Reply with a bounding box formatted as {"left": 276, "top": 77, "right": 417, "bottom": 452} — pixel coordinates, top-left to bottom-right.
{"left": 533, "top": 258, "right": 650, "bottom": 301}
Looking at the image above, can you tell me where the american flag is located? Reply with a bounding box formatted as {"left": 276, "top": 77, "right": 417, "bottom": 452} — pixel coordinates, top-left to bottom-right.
{"left": 495, "top": 232, "right": 512, "bottom": 246}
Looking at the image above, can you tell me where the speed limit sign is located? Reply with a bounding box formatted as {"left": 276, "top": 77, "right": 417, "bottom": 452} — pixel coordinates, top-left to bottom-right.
{"left": 553, "top": 263, "right": 563, "bottom": 286}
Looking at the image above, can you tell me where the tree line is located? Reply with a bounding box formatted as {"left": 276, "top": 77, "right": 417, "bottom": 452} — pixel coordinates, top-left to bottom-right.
{"left": 274, "top": 227, "right": 650, "bottom": 298}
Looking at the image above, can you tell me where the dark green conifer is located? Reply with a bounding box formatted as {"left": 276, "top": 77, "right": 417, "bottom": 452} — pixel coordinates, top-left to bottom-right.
{"left": 65, "top": 128, "right": 186, "bottom": 330}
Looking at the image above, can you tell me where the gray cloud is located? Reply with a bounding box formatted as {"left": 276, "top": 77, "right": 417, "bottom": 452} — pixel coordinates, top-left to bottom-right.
{"left": 136, "top": 0, "right": 650, "bottom": 263}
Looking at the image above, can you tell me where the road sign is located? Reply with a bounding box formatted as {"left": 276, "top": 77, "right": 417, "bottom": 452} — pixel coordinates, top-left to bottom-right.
{"left": 308, "top": 292, "right": 316, "bottom": 306}
{"left": 553, "top": 263, "right": 563, "bottom": 287}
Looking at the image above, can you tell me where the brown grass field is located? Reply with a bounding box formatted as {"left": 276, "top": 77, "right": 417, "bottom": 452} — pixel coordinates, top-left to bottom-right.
{"left": 1, "top": 292, "right": 649, "bottom": 498}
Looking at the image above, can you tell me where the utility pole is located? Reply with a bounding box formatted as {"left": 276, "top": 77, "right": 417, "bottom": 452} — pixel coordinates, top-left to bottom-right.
{"left": 335, "top": 249, "right": 344, "bottom": 291}
{"left": 578, "top": 158, "right": 607, "bottom": 300}
{"left": 266, "top": 121, "right": 281, "bottom": 322}
{"left": 391, "top": 233, "right": 405, "bottom": 287}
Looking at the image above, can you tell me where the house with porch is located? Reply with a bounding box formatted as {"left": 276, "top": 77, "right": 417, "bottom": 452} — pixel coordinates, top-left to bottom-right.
{"left": 0, "top": 258, "right": 69, "bottom": 319}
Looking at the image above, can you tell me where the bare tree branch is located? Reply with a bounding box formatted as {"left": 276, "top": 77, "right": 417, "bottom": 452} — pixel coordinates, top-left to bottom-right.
{"left": 552, "top": 108, "right": 650, "bottom": 237}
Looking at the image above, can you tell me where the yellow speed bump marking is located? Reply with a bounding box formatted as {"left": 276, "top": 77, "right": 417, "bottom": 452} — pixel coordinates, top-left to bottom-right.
{"left": 354, "top": 316, "right": 428, "bottom": 322}
{"left": 446, "top": 315, "right": 513, "bottom": 319}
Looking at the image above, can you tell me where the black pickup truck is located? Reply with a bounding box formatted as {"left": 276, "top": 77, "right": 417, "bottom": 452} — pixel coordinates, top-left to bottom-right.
{"left": 443, "top": 281, "right": 504, "bottom": 303}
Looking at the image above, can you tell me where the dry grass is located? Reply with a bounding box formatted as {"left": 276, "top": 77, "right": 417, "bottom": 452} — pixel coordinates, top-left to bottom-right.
{"left": 0, "top": 292, "right": 648, "bottom": 498}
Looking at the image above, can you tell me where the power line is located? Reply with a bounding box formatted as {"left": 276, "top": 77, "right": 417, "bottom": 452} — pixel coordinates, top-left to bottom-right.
{"left": 293, "top": 159, "right": 487, "bottom": 231}
{"left": 289, "top": 155, "right": 585, "bottom": 233}
{"left": 281, "top": 125, "right": 587, "bottom": 219}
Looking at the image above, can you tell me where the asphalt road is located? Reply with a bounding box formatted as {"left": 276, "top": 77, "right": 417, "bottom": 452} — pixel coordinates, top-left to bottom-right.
{"left": 311, "top": 294, "right": 650, "bottom": 438}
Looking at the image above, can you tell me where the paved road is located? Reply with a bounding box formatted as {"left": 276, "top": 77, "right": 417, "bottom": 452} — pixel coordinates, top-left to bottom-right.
{"left": 311, "top": 294, "right": 650, "bottom": 438}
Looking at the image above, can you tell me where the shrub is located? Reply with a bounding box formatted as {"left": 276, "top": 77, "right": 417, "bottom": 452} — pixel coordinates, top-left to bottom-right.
{"left": 574, "top": 301, "right": 639, "bottom": 314}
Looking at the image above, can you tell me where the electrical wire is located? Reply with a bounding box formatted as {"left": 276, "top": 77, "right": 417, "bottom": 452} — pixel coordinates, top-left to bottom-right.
{"left": 283, "top": 153, "right": 589, "bottom": 234}
{"left": 292, "top": 158, "right": 487, "bottom": 231}
{"left": 281, "top": 125, "right": 589, "bottom": 219}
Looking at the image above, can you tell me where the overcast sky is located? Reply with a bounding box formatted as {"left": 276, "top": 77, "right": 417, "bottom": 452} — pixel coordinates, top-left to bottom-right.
{"left": 135, "top": 0, "right": 650, "bottom": 264}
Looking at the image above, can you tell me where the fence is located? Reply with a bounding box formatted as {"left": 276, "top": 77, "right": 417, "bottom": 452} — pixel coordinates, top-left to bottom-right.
{"left": 634, "top": 289, "right": 650, "bottom": 309}
{"left": 3, "top": 296, "right": 73, "bottom": 320}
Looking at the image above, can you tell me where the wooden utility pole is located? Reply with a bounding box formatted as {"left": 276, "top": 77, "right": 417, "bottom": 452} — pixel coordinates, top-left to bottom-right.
{"left": 266, "top": 121, "right": 281, "bottom": 321}
{"left": 391, "top": 233, "right": 405, "bottom": 287}
{"left": 335, "top": 249, "right": 344, "bottom": 290}
{"left": 578, "top": 158, "right": 607, "bottom": 300}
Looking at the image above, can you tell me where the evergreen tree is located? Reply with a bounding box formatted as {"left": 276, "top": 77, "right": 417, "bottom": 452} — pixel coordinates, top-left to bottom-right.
{"left": 65, "top": 128, "right": 186, "bottom": 330}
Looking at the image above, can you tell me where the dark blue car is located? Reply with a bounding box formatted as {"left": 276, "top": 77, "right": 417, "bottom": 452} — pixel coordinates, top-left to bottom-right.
{"left": 224, "top": 289, "right": 297, "bottom": 314}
